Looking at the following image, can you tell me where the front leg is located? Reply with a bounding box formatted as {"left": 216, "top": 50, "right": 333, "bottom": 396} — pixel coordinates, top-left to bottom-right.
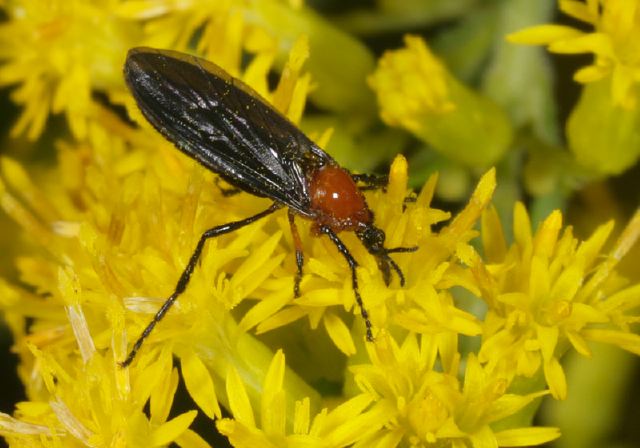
{"left": 319, "top": 225, "right": 374, "bottom": 342}
{"left": 351, "top": 173, "right": 388, "bottom": 192}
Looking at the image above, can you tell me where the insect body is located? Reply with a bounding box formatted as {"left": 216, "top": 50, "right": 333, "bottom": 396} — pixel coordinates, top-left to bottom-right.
{"left": 121, "top": 47, "right": 415, "bottom": 367}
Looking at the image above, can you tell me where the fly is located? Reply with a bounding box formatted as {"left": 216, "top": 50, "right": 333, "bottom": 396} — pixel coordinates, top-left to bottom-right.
{"left": 120, "top": 47, "right": 416, "bottom": 367}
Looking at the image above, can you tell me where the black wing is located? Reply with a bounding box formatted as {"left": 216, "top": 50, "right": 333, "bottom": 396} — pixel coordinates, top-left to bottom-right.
{"left": 124, "top": 47, "right": 333, "bottom": 216}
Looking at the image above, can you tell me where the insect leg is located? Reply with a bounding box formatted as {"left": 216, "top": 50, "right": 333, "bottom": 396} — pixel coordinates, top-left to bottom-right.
{"left": 351, "top": 173, "right": 388, "bottom": 191}
{"left": 352, "top": 173, "right": 418, "bottom": 204}
{"left": 377, "top": 255, "right": 392, "bottom": 286}
{"left": 287, "top": 210, "right": 304, "bottom": 298}
{"left": 386, "top": 246, "right": 418, "bottom": 254}
{"left": 214, "top": 177, "right": 242, "bottom": 197}
{"left": 382, "top": 246, "right": 418, "bottom": 286}
{"left": 120, "top": 202, "right": 282, "bottom": 367}
{"left": 319, "top": 225, "right": 374, "bottom": 342}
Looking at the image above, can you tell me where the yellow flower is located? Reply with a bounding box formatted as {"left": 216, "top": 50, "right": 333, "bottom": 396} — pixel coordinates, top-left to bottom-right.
{"left": 243, "top": 158, "right": 487, "bottom": 361}
{"left": 2, "top": 2, "right": 640, "bottom": 446}
{"left": 508, "top": 0, "right": 640, "bottom": 109}
{"left": 0, "top": 0, "right": 135, "bottom": 140}
{"left": 507, "top": 1, "right": 640, "bottom": 175}
{"left": 475, "top": 204, "right": 640, "bottom": 399}
{"left": 217, "top": 349, "right": 386, "bottom": 447}
{"left": 0, "top": 295, "right": 197, "bottom": 446}
{"left": 350, "top": 332, "right": 561, "bottom": 447}
{"left": 115, "top": 0, "right": 278, "bottom": 79}
{"left": 0, "top": 30, "right": 320, "bottom": 444}
{"left": 115, "top": 0, "right": 376, "bottom": 115}
{"left": 0, "top": 0, "right": 313, "bottom": 141}
{"left": 368, "top": 35, "right": 513, "bottom": 168}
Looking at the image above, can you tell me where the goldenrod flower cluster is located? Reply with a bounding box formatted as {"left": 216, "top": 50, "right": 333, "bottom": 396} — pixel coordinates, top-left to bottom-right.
{"left": 0, "top": 1, "right": 638, "bottom": 447}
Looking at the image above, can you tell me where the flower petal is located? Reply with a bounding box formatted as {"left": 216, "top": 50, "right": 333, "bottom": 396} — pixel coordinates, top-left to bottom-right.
{"left": 495, "top": 426, "right": 561, "bottom": 446}
{"left": 324, "top": 311, "right": 356, "bottom": 356}
{"left": 506, "top": 25, "right": 584, "bottom": 45}
{"left": 226, "top": 365, "right": 256, "bottom": 427}
{"left": 150, "top": 410, "right": 197, "bottom": 446}
{"left": 181, "top": 350, "right": 222, "bottom": 420}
